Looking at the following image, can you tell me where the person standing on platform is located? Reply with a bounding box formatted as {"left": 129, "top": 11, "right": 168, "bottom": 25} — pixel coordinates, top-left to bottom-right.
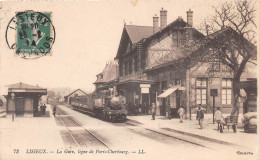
{"left": 178, "top": 106, "right": 185, "bottom": 123}
{"left": 53, "top": 105, "right": 56, "bottom": 117}
{"left": 43, "top": 104, "right": 46, "bottom": 115}
{"left": 214, "top": 107, "right": 225, "bottom": 130}
{"left": 151, "top": 103, "right": 156, "bottom": 120}
{"left": 40, "top": 104, "right": 43, "bottom": 115}
{"left": 196, "top": 105, "right": 206, "bottom": 129}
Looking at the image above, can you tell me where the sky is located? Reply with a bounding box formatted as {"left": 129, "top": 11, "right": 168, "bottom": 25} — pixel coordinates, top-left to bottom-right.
{"left": 0, "top": 0, "right": 225, "bottom": 93}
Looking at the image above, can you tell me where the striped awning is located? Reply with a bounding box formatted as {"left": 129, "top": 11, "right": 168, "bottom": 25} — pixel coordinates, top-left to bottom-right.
{"left": 158, "top": 86, "right": 186, "bottom": 98}
{"left": 158, "top": 86, "right": 178, "bottom": 98}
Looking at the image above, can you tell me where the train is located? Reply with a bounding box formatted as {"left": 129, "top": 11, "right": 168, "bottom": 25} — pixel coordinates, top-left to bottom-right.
{"left": 70, "top": 95, "right": 128, "bottom": 122}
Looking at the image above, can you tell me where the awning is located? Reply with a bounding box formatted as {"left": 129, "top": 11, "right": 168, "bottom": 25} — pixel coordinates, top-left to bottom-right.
{"left": 158, "top": 86, "right": 179, "bottom": 98}
{"left": 158, "top": 86, "right": 186, "bottom": 98}
{"left": 178, "top": 86, "right": 186, "bottom": 91}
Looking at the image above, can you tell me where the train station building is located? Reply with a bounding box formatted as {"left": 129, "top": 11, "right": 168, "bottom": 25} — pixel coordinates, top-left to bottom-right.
{"left": 114, "top": 8, "right": 257, "bottom": 117}
{"left": 64, "top": 89, "right": 88, "bottom": 104}
{"left": 4, "top": 82, "right": 47, "bottom": 117}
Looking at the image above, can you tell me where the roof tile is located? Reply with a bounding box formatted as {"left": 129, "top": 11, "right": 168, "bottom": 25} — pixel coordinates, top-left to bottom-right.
{"left": 94, "top": 63, "right": 118, "bottom": 84}
{"left": 125, "top": 25, "right": 154, "bottom": 43}
{"left": 7, "top": 82, "right": 44, "bottom": 89}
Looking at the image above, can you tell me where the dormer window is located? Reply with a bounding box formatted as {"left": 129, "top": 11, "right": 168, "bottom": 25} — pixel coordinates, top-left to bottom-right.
{"left": 98, "top": 74, "right": 103, "bottom": 80}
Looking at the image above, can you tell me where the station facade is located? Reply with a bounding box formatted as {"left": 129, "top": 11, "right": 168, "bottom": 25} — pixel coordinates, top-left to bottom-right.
{"left": 113, "top": 8, "right": 257, "bottom": 117}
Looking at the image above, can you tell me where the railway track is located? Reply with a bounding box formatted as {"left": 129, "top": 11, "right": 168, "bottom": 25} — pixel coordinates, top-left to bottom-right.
{"left": 56, "top": 104, "right": 237, "bottom": 150}
{"left": 64, "top": 105, "right": 209, "bottom": 148}
{"left": 118, "top": 121, "right": 241, "bottom": 150}
{"left": 114, "top": 121, "right": 209, "bottom": 149}
{"left": 55, "top": 106, "right": 111, "bottom": 150}
{"left": 69, "top": 105, "right": 209, "bottom": 148}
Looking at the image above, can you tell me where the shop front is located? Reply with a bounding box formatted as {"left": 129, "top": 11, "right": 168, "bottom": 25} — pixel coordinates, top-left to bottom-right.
{"left": 157, "top": 85, "right": 186, "bottom": 118}
{"left": 117, "top": 80, "right": 153, "bottom": 115}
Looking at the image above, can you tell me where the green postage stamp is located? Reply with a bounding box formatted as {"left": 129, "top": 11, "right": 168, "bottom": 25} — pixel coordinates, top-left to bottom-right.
{"left": 6, "top": 10, "right": 55, "bottom": 59}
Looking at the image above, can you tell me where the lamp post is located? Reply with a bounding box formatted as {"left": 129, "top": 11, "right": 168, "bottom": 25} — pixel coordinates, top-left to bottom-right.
{"left": 11, "top": 93, "right": 15, "bottom": 122}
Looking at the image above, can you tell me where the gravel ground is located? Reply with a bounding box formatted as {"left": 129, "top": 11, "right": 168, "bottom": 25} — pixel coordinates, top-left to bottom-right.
{"left": 60, "top": 130, "right": 78, "bottom": 147}
{"left": 71, "top": 130, "right": 106, "bottom": 148}
{"left": 58, "top": 116, "right": 80, "bottom": 127}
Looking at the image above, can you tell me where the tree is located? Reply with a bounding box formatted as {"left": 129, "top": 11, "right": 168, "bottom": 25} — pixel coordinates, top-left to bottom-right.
{"left": 185, "top": 0, "right": 257, "bottom": 115}
{"left": 47, "top": 91, "right": 56, "bottom": 98}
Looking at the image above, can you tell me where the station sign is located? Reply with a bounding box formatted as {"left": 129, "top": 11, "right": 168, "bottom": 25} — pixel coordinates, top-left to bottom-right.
{"left": 141, "top": 88, "right": 149, "bottom": 94}
{"left": 210, "top": 89, "right": 218, "bottom": 96}
{"left": 140, "top": 84, "right": 150, "bottom": 88}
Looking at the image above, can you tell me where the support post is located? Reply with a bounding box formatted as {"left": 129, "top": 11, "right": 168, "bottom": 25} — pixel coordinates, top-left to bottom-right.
{"left": 186, "top": 69, "right": 190, "bottom": 120}
{"left": 213, "top": 95, "right": 215, "bottom": 124}
{"left": 189, "top": 106, "right": 191, "bottom": 120}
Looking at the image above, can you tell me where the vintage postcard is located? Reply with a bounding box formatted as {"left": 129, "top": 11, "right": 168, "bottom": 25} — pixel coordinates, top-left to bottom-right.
{"left": 0, "top": 1, "right": 259, "bottom": 160}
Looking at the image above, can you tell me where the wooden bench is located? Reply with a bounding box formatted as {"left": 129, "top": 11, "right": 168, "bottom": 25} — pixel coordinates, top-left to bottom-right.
{"left": 219, "top": 116, "right": 238, "bottom": 133}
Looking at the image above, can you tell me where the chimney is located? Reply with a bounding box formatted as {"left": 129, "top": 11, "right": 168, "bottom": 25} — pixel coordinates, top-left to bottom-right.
{"left": 153, "top": 14, "right": 159, "bottom": 33}
{"left": 186, "top": 9, "right": 193, "bottom": 27}
{"left": 160, "top": 8, "right": 167, "bottom": 29}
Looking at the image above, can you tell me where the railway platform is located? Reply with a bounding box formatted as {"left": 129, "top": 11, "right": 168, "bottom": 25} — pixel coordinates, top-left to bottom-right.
{"left": 0, "top": 104, "right": 64, "bottom": 160}
{"left": 0, "top": 106, "right": 6, "bottom": 118}
{"left": 127, "top": 114, "right": 258, "bottom": 150}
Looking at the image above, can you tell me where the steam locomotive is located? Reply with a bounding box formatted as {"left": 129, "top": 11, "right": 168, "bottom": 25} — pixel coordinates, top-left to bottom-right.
{"left": 70, "top": 95, "right": 127, "bottom": 122}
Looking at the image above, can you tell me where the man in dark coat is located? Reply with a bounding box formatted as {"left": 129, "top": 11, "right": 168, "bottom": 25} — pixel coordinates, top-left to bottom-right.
{"left": 53, "top": 105, "right": 56, "bottom": 117}
{"left": 40, "top": 105, "right": 43, "bottom": 114}
{"left": 151, "top": 103, "right": 156, "bottom": 120}
{"left": 196, "top": 105, "right": 206, "bottom": 129}
{"left": 42, "top": 104, "right": 46, "bottom": 115}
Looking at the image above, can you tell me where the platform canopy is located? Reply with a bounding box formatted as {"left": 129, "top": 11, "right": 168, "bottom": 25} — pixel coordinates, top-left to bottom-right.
{"left": 6, "top": 82, "right": 47, "bottom": 94}
{"left": 158, "top": 85, "right": 186, "bottom": 98}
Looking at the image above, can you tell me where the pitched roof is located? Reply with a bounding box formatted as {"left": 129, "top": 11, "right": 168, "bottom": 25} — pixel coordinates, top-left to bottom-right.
{"left": 94, "top": 62, "right": 118, "bottom": 84}
{"left": 115, "top": 17, "right": 204, "bottom": 60}
{"left": 115, "top": 25, "right": 154, "bottom": 59}
{"left": 64, "top": 89, "right": 87, "bottom": 98}
{"left": 125, "top": 25, "right": 154, "bottom": 44}
{"left": 144, "top": 18, "right": 204, "bottom": 44}
{"left": 7, "top": 82, "right": 44, "bottom": 89}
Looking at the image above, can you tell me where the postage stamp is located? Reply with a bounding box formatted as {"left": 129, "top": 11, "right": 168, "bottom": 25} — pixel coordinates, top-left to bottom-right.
{"left": 5, "top": 10, "right": 55, "bottom": 59}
